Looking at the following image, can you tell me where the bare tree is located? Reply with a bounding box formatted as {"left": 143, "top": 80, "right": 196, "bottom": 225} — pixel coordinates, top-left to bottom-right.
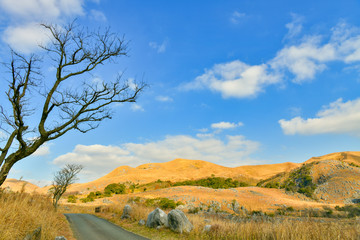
{"left": 0, "top": 21, "right": 146, "bottom": 186}
{"left": 51, "top": 164, "right": 83, "bottom": 209}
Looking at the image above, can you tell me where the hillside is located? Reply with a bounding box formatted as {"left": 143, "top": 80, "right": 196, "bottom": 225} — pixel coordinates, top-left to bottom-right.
{"left": 67, "top": 159, "right": 300, "bottom": 193}
{"left": 305, "top": 151, "right": 360, "bottom": 165}
{"left": 2, "top": 178, "right": 41, "bottom": 193}
{"left": 257, "top": 151, "right": 360, "bottom": 204}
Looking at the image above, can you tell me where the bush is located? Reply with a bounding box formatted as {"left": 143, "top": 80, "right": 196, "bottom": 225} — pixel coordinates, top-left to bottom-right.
{"left": 67, "top": 195, "right": 77, "bottom": 203}
{"left": 144, "top": 197, "right": 181, "bottom": 209}
{"left": 264, "top": 182, "right": 279, "bottom": 188}
{"left": 172, "top": 177, "right": 249, "bottom": 189}
{"left": 334, "top": 204, "right": 360, "bottom": 218}
{"left": 159, "top": 198, "right": 177, "bottom": 209}
{"left": 104, "top": 183, "right": 126, "bottom": 195}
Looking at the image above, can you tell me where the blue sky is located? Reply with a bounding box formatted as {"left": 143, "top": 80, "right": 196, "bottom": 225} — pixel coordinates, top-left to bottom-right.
{"left": 1, "top": 0, "right": 360, "bottom": 186}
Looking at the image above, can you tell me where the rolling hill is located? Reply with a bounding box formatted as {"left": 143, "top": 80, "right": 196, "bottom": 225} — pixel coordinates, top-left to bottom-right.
{"left": 2, "top": 178, "right": 41, "bottom": 193}
{"left": 257, "top": 151, "right": 360, "bottom": 204}
{"left": 67, "top": 159, "right": 300, "bottom": 193}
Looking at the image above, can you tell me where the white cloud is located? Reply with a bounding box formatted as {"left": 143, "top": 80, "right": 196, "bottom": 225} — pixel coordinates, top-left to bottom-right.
{"left": 156, "top": 96, "right": 173, "bottom": 102}
{"left": 53, "top": 134, "right": 260, "bottom": 181}
{"left": 270, "top": 36, "right": 336, "bottom": 83}
{"left": 0, "top": 0, "right": 85, "bottom": 53}
{"left": 272, "top": 20, "right": 360, "bottom": 83}
{"left": 183, "top": 60, "right": 281, "bottom": 98}
{"left": 130, "top": 103, "right": 144, "bottom": 112}
{"left": 33, "top": 143, "right": 51, "bottom": 156}
{"left": 211, "top": 121, "right": 243, "bottom": 130}
{"left": 230, "top": 11, "right": 246, "bottom": 24}
{"left": 284, "top": 13, "right": 304, "bottom": 39}
{"left": 149, "top": 39, "right": 168, "bottom": 53}
{"left": 2, "top": 23, "right": 51, "bottom": 54}
{"left": 0, "top": 130, "right": 7, "bottom": 139}
{"left": 184, "top": 20, "right": 360, "bottom": 97}
{"left": 90, "top": 9, "right": 107, "bottom": 22}
{"left": 0, "top": 0, "right": 84, "bottom": 21}
{"left": 279, "top": 98, "right": 360, "bottom": 135}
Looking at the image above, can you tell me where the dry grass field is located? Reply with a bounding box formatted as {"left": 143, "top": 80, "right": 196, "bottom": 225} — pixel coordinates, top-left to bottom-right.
{"left": 62, "top": 200, "right": 360, "bottom": 240}
{"left": 0, "top": 189, "right": 74, "bottom": 240}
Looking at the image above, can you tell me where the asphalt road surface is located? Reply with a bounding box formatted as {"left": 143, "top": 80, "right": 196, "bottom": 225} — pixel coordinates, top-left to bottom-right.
{"left": 65, "top": 214, "right": 150, "bottom": 240}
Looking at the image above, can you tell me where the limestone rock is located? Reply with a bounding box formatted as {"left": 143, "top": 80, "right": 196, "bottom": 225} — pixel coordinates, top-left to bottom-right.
{"left": 55, "top": 237, "right": 67, "bottom": 240}
{"left": 121, "top": 205, "right": 132, "bottom": 219}
{"left": 146, "top": 208, "right": 168, "bottom": 228}
{"left": 167, "top": 209, "right": 193, "bottom": 233}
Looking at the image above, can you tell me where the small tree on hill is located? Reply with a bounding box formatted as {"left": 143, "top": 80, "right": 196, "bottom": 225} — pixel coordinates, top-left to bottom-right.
{"left": 51, "top": 163, "right": 83, "bottom": 209}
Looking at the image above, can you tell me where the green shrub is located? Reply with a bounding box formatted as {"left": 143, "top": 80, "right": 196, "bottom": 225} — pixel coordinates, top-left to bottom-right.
{"left": 67, "top": 195, "right": 77, "bottom": 203}
{"left": 172, "top": 177, "right": 249, "bottom": 189}
{"left": 158, "top": 198, "right": 177, "bottom": 209}
{"left": 104, "top": 183, "right": 126, "bottom": 195}
{"left": 334, "top": 204, "right": 360, "bottom": 218}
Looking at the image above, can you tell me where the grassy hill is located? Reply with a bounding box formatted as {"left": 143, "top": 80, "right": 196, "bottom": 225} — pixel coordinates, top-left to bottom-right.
{"left": 67, "top": 159, "right": 299, "bottom": 193}
{"left": 257, "top": 152, "right": 360, "bottom": 204}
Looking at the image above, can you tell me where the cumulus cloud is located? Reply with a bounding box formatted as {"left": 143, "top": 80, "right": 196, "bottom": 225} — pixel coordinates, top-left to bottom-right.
{"left": 2, "top": 23, "right": 52, "bottom": 54}
{"left": 0, "top": 0, "right": 84, "bottom": 21}
{"left": 272, "top": 20, "right": 360, "bottom": 83}
{"left": 53, "top": 134, "right": 260, "bottom": 181}
{"left": 0, "top": 0, "right": 85, "bottom": 53}
{"left": 184, "top": 20, "right": 360, "bottom": 98}
{"left": 211, "top": 121, "right": 243, "bottom": 130}
{"left": 270, "top": 36, "right": 336, "bottom": 83}
{"left": 279, "top": 98, "right": 360, "bottom": 135}
{"left": 183, "top": 60, "right": 281, "bottom": 98}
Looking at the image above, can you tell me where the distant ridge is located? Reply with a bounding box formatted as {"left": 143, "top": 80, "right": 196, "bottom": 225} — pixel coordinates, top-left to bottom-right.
{"left": 67, "top": 158, "right": 300, "bottom": 192}
{"left": 2, "top": 178, "right": 40, "bottom": 193}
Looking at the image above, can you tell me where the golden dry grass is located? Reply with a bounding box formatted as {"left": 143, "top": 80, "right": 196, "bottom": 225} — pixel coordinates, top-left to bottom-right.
{"left": 2, "top": 178, "right": 41, "bottom": 193}
{"left": 66, "top": 159, "right": 300, "bottom": 193}
{"left": 74, "top": 200, "right": 360, "bottom": 240}
{"left": 107, "top": 186, "right": 332, "bottom": 212}
{"left": 0, "top": 189, "right": 75, "bottom": 240}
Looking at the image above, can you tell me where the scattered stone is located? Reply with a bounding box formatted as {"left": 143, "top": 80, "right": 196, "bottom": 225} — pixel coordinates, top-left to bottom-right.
{"left": 204, "top": 219, "right": 211, "bottom": 223}
{"left": 121, "top": 205, "right": 132, "bottom": 219}
{"left": 146, "top": 208, "right": 168, "bottom": 228}
{"left": 167, "top": 209, "right": 193, "bottom": 233}
{"left": 63, "top": 206, "right": 70, "bottom": 211}
{"left": 231, "top": 200, "right": 240, "bottom": 213}
{"left": 203, "top": 225, "right": 212, "bottom": 232}
{"left": 55, "top": 237, "right": 67, "bottom": 240}
{"left": 138, "top": 219, "right": 146, "bottom": 226}
{"left": 102, "top": 198, "right": 112, "bottom": 204}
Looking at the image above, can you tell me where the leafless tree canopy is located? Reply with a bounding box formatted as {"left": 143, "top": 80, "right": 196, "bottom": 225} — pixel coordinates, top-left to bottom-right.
{"left": 0, "top": 21, "right": 146, "bottom": 186}
{"left": 52, "top": 163, "right": 83, "bottom": 209}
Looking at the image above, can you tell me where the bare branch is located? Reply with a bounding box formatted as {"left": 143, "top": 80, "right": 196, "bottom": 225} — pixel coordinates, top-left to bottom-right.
{"left": 0, "top": 20, "right": 146, "bottom": 186}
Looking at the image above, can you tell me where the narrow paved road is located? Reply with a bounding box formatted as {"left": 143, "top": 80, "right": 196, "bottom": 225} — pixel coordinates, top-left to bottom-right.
{"left": 65, "top": 214, "right": 150, "bottom": 240}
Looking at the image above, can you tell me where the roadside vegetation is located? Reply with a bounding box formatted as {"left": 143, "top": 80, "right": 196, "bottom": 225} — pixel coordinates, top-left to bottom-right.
{"left": 0, "top": 188, "right": 74, "bottom": 240}
{"left": 61, "top": 199, "right": 360, "bottom": 240}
